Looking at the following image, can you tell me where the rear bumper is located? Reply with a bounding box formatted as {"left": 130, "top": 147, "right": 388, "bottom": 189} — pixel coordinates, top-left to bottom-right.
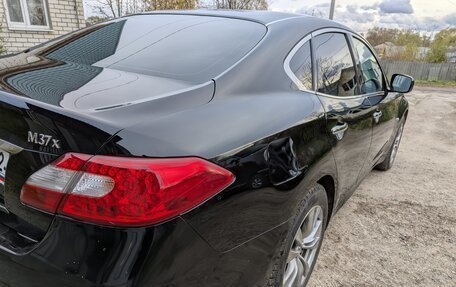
{"left": 0, "top": 216, "right": 286, "bottom": 287}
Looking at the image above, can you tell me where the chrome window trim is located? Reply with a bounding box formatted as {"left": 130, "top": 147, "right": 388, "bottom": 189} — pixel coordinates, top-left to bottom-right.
{"left": 283, "top": 34, "right": 313, "bottom": 92}
{"left": 310, "top": 27, "right": 354, "bottom": 38}
{"left": 284, "top": 27, "right": 388, "bottom": 99}
{"left": 265, "top": 16, "right": 307, "bottom": 27}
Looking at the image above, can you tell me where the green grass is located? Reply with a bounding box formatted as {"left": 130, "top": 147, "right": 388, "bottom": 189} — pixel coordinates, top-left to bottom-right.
{"left": 415, "top": 80, "right": 456, "bottom": 87}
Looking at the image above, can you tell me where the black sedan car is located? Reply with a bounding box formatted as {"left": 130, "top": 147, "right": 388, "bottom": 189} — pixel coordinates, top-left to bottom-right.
{"left": 0, "top": 10, "right": 413, "bottom": 287}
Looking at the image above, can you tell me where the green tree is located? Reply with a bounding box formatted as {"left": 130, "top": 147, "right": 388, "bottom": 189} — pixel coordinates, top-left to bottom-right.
{"left": 366, "top": 27, "right": 432, "bottom": 61}
{"left": 366, "top": 27, "right": 426, "bottom": 47}
{"left": 400, "top": 43, "right": 419, "bottom": 61}
{"left": 427, "top": 28, "right": 456, "bottom": 63}
{"left": 426, "top": 45, "right": 447, "bottom": 63}
{"left": 395, "top": 30, "right": 422, "bottom": 46}
{"left": 366, "top": 27, "right": 400, "bottom": 47}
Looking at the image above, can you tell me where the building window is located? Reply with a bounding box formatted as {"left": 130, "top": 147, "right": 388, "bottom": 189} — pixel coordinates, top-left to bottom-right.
{"left": 4, "top": 0, "right": 50, "bottom": 30}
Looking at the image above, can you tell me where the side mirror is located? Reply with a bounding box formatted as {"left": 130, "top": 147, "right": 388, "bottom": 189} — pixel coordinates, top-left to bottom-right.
{"left": 390, "top": 74, "right": 414, "bottom": 93}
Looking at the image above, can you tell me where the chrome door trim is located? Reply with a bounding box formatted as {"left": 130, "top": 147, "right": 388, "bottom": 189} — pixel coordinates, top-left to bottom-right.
{"left": 331, "top": 122, "right": 348, "bottom": 140}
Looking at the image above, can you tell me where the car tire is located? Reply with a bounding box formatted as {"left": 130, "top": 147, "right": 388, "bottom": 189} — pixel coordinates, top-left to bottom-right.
{"left": 267, "top": 183, "right": 328, "bottom": 287}
{"left": 375, "top": 117, "right": 406, "bottom": 171}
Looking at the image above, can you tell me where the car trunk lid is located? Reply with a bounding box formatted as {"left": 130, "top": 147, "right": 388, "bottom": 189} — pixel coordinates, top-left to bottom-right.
{"left": 0, "top": 74, "right": 214, "bottom": 252}
{"left": 0, "top": 91, "right": 121, "bottom": 251}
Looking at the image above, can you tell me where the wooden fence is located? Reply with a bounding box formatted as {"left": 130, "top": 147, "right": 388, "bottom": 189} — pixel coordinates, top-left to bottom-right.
{"left": 380, "top": 60, "right": 456, "bottom": 81}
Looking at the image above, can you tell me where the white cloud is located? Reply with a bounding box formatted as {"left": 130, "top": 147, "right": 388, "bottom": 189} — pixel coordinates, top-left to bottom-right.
{"left": 444, "top": 13, "right": 456, "bottom": 26}
{"left": 360, "top": 3, "right": 380, "bottom": 11}
{"left": 295, "top": 4, "right": 329, "bottom": 18}
{"left": 288, "top": 1, "right": 454, "bottom": 32}
{"left": 270, "top": 0, "right": 456, "bottom": 32}
{"left": 379, "top": 0, "right": 413, "bottom": 14}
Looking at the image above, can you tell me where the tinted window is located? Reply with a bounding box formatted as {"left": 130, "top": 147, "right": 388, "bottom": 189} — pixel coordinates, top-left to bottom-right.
{"left": 353, "top": 38, "right": 384, "bottom": 94}
{"left": 33, "top": 15, "right": 267, "bottom": 84}
{"left": 106, "top": 15, "right": 266, "bottom": 83}
{"left": 314, "top": 33, "right": 358, "bottom": 97}
{"left": 289, "top": 41, "right": 312, "bottom": 89}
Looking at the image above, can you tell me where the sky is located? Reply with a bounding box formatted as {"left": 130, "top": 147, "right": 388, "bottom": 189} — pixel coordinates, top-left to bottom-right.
{"left": 84, "top": 0, "right": 456, "bottom": 33}
{"left": 270, "top": 0, "right": 456, "bottom": 32}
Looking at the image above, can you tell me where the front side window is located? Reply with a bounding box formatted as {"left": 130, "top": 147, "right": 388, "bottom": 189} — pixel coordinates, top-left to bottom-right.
{"left": 289, "top": 41, "right": 312, "bottom": 90}
{"left": 5, "top": 0, "right": 49, "bottom": 30}
{"left": 353, "top": 38, "right": 384, "bottom": 94}
{"left": 314, "top": 33, "right": 358, "bottom": 97}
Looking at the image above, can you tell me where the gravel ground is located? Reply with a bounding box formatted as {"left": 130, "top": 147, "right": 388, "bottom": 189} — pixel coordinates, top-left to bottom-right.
{"left": 307, "top": 86, "right": 456, "bottom": 287}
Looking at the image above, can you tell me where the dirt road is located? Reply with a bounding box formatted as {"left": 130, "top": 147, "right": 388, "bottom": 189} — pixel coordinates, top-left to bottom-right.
{"left": 308, "top": 86, "right": 456, "bottom": 287}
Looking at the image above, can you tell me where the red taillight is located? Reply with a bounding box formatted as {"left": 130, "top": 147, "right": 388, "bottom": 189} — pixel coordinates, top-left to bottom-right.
{"left": 20, "top": 153, "right": 234, "bottom": 227}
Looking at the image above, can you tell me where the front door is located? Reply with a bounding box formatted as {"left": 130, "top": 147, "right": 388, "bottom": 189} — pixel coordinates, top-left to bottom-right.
{"left": 351, "top": 36, "right": 400, "bottom": 171}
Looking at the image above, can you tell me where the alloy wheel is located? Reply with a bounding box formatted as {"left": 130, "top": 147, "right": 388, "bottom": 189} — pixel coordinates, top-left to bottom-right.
{"left": 283, "top": 205, "right": 324, "bottom": 287}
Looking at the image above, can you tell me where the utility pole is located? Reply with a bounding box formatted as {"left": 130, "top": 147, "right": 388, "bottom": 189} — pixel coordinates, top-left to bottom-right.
{"left": 329, "top": 0, "right": 336, "bottom": 19}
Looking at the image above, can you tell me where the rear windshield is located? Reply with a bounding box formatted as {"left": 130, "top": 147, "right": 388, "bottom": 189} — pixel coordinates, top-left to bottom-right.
{"left": 37, "top": 15, "right": 267, "bottom": 83}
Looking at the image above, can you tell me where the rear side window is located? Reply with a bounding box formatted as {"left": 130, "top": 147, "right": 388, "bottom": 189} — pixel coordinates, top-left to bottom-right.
{"left": 352, "top": 38, "right": 384, "bottom": 94}
{"left": 313, "top": 33, "right": 358, "bottom": 97}
{"left": 289, "top": 41, "right": 312, "bottom": 90}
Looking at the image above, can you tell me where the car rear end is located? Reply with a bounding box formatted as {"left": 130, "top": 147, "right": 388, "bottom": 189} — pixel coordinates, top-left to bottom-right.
{"left": 0, "top": 92, "right": 116, "bottom": 251}
{"left": 0, "top": 13, "right": 272, "bottom": 286}
{"left": 0, "top": 93, "right": 118, "bottom": 286}
{"left": 0, "top": 91, "right": 238, "bottom": 287}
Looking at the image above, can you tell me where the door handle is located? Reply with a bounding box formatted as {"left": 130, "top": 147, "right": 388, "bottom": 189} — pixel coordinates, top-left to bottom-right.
{"left": 373, "top": 111, "right": 382, "bottom": 123}
{"left": 331, "top": 122, "right": 348, "bottom": 141}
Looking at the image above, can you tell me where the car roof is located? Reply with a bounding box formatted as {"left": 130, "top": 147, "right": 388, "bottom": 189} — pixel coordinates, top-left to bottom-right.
{"left": 138, "top": 9, "right": 306, "bottom": 25}
{"left": 136, "top": 9, "right": 356, "bottom": 35}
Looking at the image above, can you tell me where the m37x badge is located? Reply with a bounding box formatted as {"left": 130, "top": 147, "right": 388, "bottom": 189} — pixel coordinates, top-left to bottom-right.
{"left": 27, "top": 131, "right": 61, "bottom": 149}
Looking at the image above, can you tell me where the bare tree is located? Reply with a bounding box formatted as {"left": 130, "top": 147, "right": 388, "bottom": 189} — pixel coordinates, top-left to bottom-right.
{"left": 144, "top": 0, "right": 198, "bottom": 10}
{"left": 210, "top": 0, "right": 268, "bottom": 10}
{"left": 92, "top": 0, "right": 199, "bottom": 18}
{"left": 92, "top": 0, "right": 125, "bottom": 18}
{"left": 91, "top": 0, "right": 267, "bottom": 19}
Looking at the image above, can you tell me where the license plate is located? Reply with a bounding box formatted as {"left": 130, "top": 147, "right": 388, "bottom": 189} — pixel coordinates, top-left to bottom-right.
{"left": 0, "top": 149, "right": 10, "bottom": 186}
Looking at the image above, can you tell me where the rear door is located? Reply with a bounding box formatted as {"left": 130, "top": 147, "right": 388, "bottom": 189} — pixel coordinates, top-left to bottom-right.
{"left": 311, "top": 32, "right": 377, "bottom": 205}
{"left": 0, "top": 92, "right": 115, "bottom": 252}
{"left": 351, "top": 36, "right": 400, "bottom": 170}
